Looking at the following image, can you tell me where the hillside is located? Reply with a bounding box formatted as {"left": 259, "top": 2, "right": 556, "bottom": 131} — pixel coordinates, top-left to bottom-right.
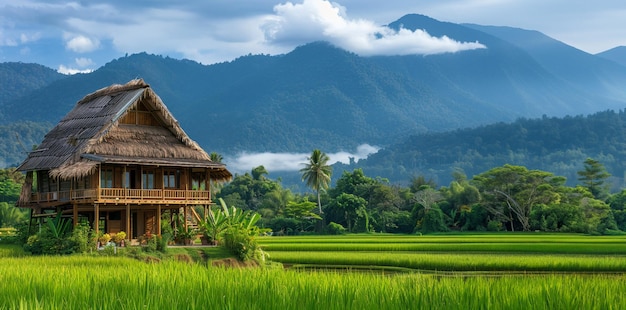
{"left": 338, "top": 110, "right": 626, "bottom": 189}
{"left": 597, "top": 46, "right": 626, "bottom": 67}
{"left": 0, "top": 62, "right": 64, "bottom": 108}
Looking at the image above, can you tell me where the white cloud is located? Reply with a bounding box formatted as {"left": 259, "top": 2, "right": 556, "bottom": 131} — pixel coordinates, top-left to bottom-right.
{"left": 65, "top": 34, "right": 100, "bottom": 53}
{"left": 262, "top": 0, "right": 486, "bottom": 56}
{"left": 57, "top": 64, "right": 93, "bottom": 75}
{"left": 226, "top": 143, "right": 380, "bottom": 173}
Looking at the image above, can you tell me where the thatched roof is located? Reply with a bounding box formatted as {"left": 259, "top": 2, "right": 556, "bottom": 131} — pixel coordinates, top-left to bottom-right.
{"left": 17, "top": 79, "right": 232, "bottom": 181}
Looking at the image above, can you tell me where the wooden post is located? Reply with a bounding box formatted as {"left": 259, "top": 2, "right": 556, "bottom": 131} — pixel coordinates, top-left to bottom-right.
{"left": 73, "top": 203, "right": 78, "bottom": 227}
{"left": 156, "top": 205, "right": 162, "bottom": 236}
{"left": 126, "top": 204, "right": 131, "bottom": 237}
{"left": 183, "top": 205, "right": 188, "bottom": 231}
{"left": 97, "top": 165, "right": 101, "bottom": 201}
{"left": 94, "top": 203, "right": 100, "bottom": 233}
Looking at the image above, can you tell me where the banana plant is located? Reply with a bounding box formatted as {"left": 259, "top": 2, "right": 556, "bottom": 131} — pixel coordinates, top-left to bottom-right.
{"left": 200, "top": 198, "right": 265, "bottom": 243}
{"left": 199, "top": 198, "right": 230, "bottom": 243}
{"left": 47, "top": 213, "right": 71, "bottom": 239}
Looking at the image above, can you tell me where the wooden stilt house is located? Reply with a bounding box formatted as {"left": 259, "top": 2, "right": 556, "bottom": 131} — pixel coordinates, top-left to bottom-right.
{"left": 16, "top": 79, "right": 232, "bottom": 239}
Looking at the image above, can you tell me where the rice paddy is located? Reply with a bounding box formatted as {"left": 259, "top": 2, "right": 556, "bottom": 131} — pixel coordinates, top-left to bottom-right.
{"left": 1, "top": 233, "right": 625, "bottom": 309}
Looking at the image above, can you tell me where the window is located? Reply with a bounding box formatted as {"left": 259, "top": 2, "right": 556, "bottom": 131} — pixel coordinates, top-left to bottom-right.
{"left": 142, "top": 170, "right": 154, "bottom": 189}
{"left": 101, "top": 169, "right": 113, "bottom": 188}
{"left": 163, "top": 170, "right": 179, "bottom": 189}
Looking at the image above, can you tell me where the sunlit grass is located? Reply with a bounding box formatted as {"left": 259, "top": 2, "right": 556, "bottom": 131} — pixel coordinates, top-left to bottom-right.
{"left": 268, "top": 251, "right": 626, "bottom": 272}
{"left": 0, "top": 255, "right": 625, "bottom": 309}
{"left": 0, "top": 244, "right": 26, "bottom": 257}
{"left": 2, "top": 234, "right": 625, "bottom": 308}
{"left": 258, "top": 234, "right": 626, "bottom": 254}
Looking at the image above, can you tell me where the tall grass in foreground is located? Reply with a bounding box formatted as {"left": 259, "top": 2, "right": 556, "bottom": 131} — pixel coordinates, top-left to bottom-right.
{"left": 1, "top": 256, "right": 625, "bottom": 309}
{"left": 0, "top": 244, "right": 26, "bottom": 257}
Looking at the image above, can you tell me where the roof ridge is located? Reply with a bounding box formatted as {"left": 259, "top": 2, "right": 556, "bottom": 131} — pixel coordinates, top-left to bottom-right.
{"left": 77, "top": 79, "right": 149, "bottom": 105}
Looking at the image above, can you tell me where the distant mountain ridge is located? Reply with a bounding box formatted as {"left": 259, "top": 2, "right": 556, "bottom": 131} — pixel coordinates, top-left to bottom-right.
{"left": 597, "top": 46, "right": 626, "bottom": 67}
{"left": 2, "top": 14, "right": 626, "bottom": 176}
{"left": 340, "top": 109, "right": 626, "bottom": 189}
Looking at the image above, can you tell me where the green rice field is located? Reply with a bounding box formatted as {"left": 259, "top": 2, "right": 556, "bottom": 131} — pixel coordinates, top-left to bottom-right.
{"left": 258, "top": 233, "right": 626, "bottom": 273}
{"left": 1, "top": 233, "right": 625, "bottom": 309}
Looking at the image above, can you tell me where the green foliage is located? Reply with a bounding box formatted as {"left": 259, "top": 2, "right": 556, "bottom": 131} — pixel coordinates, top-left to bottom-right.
{"left": 0, "top": 123, "right": 52, "bottom": 168}
{"left": 47, "top": 213, "right": 71, "bottom": 239}
{"left": 472, "top": 164, "right": 565, "bottom": 231}
{"left": 222, "top": 226, "right": 262, "bottom": 262}
{"left": 416, "top": 207, "right": 448, "bottom": 234}
{"left": 300, "top": 149, "right": 332, "bottom": 214}
{"left": 199, "top": 200, "right": 229, "bottom": 243}
{"left": 24, "top": 217, "right": 95, "bottom": 255}
{"left": 346, "top": 109, "right": 626, "bottom": 189}
{"left": 0, "top": 168, "right": 24, "bottom": 203}
{"left": 325, "top": 222, "right": 346, "bottom": 235}
{"left": 327, "top": 193, "right": 367, "bottom": 232}
{"left": 218, "top": 166, "right": 281, "bottom": 211}
{"left": 0, "top": 202, "right": 28, "bottom": 228}
{"left": 577, "top": 158, "right": 611, "bottom": 200}
{"left": 203, "top": 198, "right": 267, "bottom": 262}
{"left": 265, "top": 217, "right": 299, "bottom": 235}
{"left": 0, "top": 62, "right": 64, "bottom": 107}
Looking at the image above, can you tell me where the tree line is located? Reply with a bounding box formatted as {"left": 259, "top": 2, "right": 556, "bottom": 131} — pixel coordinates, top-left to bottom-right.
{"left": 217, "top": 151, "right": 625, "bottom": 235}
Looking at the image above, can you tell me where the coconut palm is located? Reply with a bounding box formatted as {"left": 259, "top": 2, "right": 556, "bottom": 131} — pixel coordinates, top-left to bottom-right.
{"left": 209, "top": 152, "right": 225, "bottom": 195}
{"left": 300, "top": 149, "right": 332, "bottom": 214}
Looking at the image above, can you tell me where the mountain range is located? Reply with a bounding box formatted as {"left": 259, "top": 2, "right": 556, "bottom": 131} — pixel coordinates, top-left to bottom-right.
{"left": 2, "top": 14, "right": 626, "bottom": 186}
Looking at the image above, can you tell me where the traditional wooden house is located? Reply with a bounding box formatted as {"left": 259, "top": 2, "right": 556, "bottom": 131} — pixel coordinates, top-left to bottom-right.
{"left": 16, "top": 79, "right": 232, "bottom": 239}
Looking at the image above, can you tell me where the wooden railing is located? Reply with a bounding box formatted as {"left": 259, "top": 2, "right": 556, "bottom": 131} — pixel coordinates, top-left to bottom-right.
{"left": 30, "top": 188, "right": 211, "bottom": 204}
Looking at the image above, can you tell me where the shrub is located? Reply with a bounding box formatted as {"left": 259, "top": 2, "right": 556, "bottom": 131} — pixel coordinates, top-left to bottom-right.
{"left": 326, "top": 222, "right": 346, "bottom": 235}
{"left": 417, "top": 208, "right": 449, "bottom": 234}
{"left": 487, "top": 220, "right": 502, "bottom": 232}
{"left": 69, "top": 223, "right": 95, "bottom": 253}
{"left": 223, "top": 227, "right": 257, "bottom": 261}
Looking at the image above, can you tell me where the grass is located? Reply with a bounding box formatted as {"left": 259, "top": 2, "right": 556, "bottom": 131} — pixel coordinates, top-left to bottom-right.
{"left": 0, "top": 244, "right": 26, "bottom": 257}
{"left": 0, "top": 254, "right": 625, "bottom": 309}
{"left": 2, "top": 233, "right": 626, "bottom": 309}
{"left": 258, "top": 233, "right": 626, "bottom": 254}
{"left": 268, "top": 251, "right": 626, "bottom": 272}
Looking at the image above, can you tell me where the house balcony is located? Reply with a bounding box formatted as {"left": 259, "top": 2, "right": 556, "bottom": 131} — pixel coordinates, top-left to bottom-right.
{"left": 29, "top": 188, "right": 212, "bottom": 206}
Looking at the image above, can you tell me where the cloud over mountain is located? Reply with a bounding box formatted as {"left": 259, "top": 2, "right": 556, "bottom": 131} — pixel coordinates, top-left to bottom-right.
{"left": 263, "top": 0, "right": 485, "bottom": 56}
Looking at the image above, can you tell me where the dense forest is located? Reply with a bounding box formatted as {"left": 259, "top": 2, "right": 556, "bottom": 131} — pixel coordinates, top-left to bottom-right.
{"left": 0, "top": 122, "right": 52, "bottom": 168}
{"left": 215, "top": 157, "right": 624, "bottom": 235}
{"left": 340, "top": 109, "right": 626, "bottom": 190}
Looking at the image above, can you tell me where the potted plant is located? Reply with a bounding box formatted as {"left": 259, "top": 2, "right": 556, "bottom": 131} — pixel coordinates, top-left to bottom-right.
{"left": 177, "top": 226, "right": 196, "bottom": 245}
{"left": 98, "top": 233, "right": 111, "bottom": 247}
{"left": 112, "top": 231, "right": 127, "bottom": 247}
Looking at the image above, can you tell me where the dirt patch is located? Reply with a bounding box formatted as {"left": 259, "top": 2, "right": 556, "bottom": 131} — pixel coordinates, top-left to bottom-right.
{"left": 173, "top": 253, "right": 194, "bottom": 264}
{"left": 143, "top": 256, "right": 161, "bottom": 264}
{"left": 211, "top": 258, "right": 260, "bottom": 268}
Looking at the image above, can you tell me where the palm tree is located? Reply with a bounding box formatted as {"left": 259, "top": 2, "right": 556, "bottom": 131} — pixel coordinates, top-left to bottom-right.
{"left": 209, "top": 152, "right": 223, "bottom": 163}
{"left": 300, "top": 149, "right": 332, "bottom": 214}
{"left": 209, "top": 152, "right": 225, "bottom": 195}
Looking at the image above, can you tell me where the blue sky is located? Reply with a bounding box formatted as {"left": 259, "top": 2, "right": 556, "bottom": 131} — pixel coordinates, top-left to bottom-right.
{"left": 1, "top": 0, "right": 625, "bottom": 74}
